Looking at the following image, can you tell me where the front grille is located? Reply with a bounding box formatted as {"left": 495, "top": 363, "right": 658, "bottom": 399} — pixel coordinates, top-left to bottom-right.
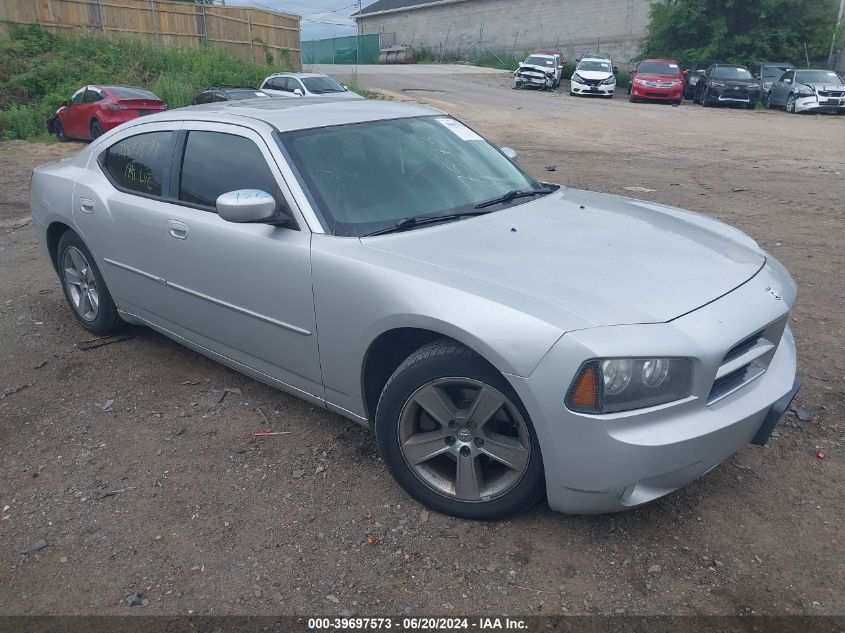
{"left": 818, "top": 90, "right": 844, "bottom": 97}
{"left": 707, "top": 316, "right": 787, "bottom": 405}
{"left": 579, "top": 77, "right": 602, "bottom": 86}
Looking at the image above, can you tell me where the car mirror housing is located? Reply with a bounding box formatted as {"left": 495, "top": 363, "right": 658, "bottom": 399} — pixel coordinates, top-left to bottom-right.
{"left": 61, "top": 100, "right": 69, "bottom": 107}
{"left": 216, "top": 190, "right": 290, "bottom": 226}
{"left": 500, "top": 147, "right": 518, "bottom": 163}
{"left": 293, "top": 88, "right": 304, "bottom": 96}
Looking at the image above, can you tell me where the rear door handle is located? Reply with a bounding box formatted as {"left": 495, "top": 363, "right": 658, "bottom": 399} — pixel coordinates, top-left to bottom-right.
{"left": 168, "top": 220, "right": 188, "bottom": 240}
{"left": 79, "top": 198, "right": 95, "bottom": 214}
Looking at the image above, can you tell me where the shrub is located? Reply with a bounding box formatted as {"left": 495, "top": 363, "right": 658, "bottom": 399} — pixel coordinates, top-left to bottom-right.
{"left": 0, "top": 25, "right": 294, "bottom": 140}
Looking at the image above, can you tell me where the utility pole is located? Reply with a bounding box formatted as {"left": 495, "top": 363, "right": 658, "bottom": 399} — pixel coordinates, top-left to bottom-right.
{"left": 828, "top": 0, "right": 844, "bottom": 69}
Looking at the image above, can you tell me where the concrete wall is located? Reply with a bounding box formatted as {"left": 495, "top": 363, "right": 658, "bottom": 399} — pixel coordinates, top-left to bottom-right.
{"left": 357, "top": 0, "right": 653, "bottom": 64}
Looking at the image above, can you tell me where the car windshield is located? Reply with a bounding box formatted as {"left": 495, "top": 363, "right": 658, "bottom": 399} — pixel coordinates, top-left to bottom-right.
{"left": 762, "top": 66, "right": 791, "bottom": 79}
{"left": 711, "top": 66, "right": 753, "bottom": 80}
{"left": 227, "top": 90, "right": 270, "bottom": 100}
{"left": 796, "top": 70, "right": 843, "bottom": 84}
{"left": 302, "top": 76, "right": 345, "bottom": 93}
{"left": 279, "top": 116, "right": 546, "bottom": 237}
{"left": 525, "top": 56, "right": 555, "bottom": 67}
{"left": 638, "top": 61, "right": 680, "bottom": 75}
{"left": 578, "top": 60, "right": 612, "bottom": 72}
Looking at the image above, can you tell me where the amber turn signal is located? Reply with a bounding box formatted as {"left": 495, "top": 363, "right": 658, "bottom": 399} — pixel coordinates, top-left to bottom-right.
{"left": 566, "top": 361, "right": 601, "bottom": 413}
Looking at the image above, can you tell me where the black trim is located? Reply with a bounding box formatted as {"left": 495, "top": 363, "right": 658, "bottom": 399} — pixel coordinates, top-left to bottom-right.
{"left": 751, "top": 377, "right": 802, "bottom": 445}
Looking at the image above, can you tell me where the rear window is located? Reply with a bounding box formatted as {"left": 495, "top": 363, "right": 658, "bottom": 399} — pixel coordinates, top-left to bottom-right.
{"left": 102, "top": 131, "right": 173, "bottom": 197}
{"left": 226, "top": 90, "right": 270, "bottom": 100}
{"left": 106, "top": 87, "right": 160, "bottom": 100}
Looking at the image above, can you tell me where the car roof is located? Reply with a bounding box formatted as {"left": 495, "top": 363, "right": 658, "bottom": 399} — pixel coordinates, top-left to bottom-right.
{"left": 266, "top": 72, "right": 327, "bottom": 79}
{"left": 526, "top": 53, "right": 555, "bottom": 58}
{"left": 153, "top": 98, "right": 443, "bottom": 133}
{"left": 639, "top": 58, "right": 678, "bottom": 63}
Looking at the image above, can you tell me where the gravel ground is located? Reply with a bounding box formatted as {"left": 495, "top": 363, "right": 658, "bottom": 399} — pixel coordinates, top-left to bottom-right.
{"left": 0, "top": 68, "right": 843, "bottom": 617}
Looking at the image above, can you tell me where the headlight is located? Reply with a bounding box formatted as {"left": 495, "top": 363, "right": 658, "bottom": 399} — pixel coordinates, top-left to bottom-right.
{"left": 710, "top": 81, "right": 725, "bottom": 88}
{"left": 689, "top": 76, "right": 700, "bottom": 85}
{"left": 565, "top": 358, "right": 693, "bottom": 414}
{"left": 796, "top": 85, "right": 815, "bottom": 97}
{"left": 669, "top": 80, "right": 681, "bottom": 87}
{"left": 601, "top": 76, "right": 616, "bottom": 85}
{"left": 634, "top": 78, "right": 646, "bottom": 85}
{"left": 571, "top": 73, "right": 584, "bottom": 83}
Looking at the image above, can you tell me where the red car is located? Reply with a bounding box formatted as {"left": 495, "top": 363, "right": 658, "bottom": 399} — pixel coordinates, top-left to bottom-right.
{"left": 47, "top": 85, "right": 167, "bottom": 142}
{"left": 628, "top": 59, "right": 687, "bottom": 105}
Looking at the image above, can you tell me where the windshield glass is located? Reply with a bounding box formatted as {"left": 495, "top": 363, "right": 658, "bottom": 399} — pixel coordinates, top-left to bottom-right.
{"left": 762, "top": 66, "right": 791, "bottom": 79}
{"left": 637, "top": 61, "right": 680, "bottom": 75}
{"left": 302, "top": 76, "right": 345, "bottom": 93}
{"left": 279, "top": 116, "right": 544, "bottom": 237}
{"left": 227, "top": 90, "right": 270, "bottom": 100}
{"left": 796, "top": 70, "right": 843, "bottom": 84}
{"left": 711, "top": 66, "right": 753, "bottom": 80}
{"left": 578, "top": 60, "right": 612, "bottom": 73}
{"left": 525, "top": 56, "right": 555, "bottom": 67}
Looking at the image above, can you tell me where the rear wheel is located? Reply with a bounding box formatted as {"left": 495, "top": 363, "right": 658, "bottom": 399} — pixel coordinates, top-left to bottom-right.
{"left": 764, "top": 92, "right": 773, "bottom": 109}
{"left": 57, "top": 231, "right": 122, "bottom": 335}
{"left": 90, "top": 119, "right": 104, "bottom": 139}
{"left": 375, "top": 340, "right": 545, "bottom": 520}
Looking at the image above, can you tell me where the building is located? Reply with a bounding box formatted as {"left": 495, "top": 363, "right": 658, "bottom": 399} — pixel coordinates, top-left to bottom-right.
{"left": 354, "top": 0, "right": 654, "bottom": 64}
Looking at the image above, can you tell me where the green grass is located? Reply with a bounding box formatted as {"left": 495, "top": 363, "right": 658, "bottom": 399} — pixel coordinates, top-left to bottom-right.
{"left": 0, "top": 25, "right": 294, "bottom": 141}
{"left": 412, "top": 46, "right": 528, "bottom": 71}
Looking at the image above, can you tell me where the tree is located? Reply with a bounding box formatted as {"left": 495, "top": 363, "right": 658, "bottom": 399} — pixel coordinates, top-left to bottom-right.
{"left": 640, "top": 0, "right": 842, "bottom": 66}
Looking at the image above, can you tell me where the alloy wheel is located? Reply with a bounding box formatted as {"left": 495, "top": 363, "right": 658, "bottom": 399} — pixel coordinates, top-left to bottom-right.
{"left": 786, "top": 95, "right": 796, "bottom": 113}
{"left": 62, "top": 246, "right": 99, "bottom": 322}
{"left": 397, "top": 377, "right": 531, "bottom": 502}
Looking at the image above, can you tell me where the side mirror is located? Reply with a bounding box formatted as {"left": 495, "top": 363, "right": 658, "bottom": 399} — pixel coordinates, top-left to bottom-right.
{"left": 216, "top": 190, "right": 289, "bottom": 225}
{"left": 342, "top": 85, "right": 349, "bottom": 91}
{"left": 61, "top": 100, "right": 69, "bottom": 107}
{"left": 293, "top": 88, "right": 303, "bottom": 96}
{"left": 613, "top": 66, "right": 619, "bottom": 75}
{"left": 784, "top": 78, "right": 792, "bottom": 84}
{"left": 500, "top": 147, "right": 518, "bottom": 163}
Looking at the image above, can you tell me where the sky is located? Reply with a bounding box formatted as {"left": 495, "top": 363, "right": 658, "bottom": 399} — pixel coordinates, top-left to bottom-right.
{"left": 227, "top": 0, "right": 379, "bottom": 41}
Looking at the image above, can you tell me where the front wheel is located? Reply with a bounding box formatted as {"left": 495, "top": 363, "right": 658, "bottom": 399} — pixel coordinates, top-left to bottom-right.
{"left": 54, "top": 121, "right": 67, "bottom": 142}
{"left": 375, "top": 340, "right": 545, "bottom": 520}
{"left": 90, "top": 119, "right": 104, "bottom": 139}
{"left": 786, "top": 94, "right": 797, "bottom": 113}
{"left": 57, "top": 231, "right": 122, "bottom": 335}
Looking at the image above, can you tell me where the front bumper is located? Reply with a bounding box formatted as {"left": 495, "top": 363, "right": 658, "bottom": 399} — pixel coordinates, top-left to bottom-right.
{"left": 630, "top": 84, "right": 683, "bottom": 101}
{"left": 571, "top": 80, "right": 614, "bottom": 96}
{"left": 712, "top": 88, "right": 761, "bottom": 104}
{"left": 516, "top": 74, "right": 554, "bottom": 89}
{"left": 507, "top": 258, "right": 798, "bottom": 514}
{"left": 795, "top": 95, "right": 845, "bottom": 113}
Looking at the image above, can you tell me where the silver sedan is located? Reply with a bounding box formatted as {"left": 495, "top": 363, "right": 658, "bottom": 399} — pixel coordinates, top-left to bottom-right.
{"left": 31, "top": 98, "right": 800, "bottom": 519}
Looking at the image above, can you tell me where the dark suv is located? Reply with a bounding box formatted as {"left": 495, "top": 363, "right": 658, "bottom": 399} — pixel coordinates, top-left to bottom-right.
{"left": 694, "top": 64, "right": 761, "bottom": 109}
{"left": 192, "top": 86, "right": 271, "bottom": 105}
{"left": 749, "top": 62, "right": 796, "bottom": 100}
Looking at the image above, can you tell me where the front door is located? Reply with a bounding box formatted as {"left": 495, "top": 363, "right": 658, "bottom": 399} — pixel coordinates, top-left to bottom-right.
{"left": 158, "top": 122, "right": 323, "bottom": 399}
{"left": 772, "top": 71, "right": 794, "bottom": 106}
{"left": 58, "top": 87, "right": 88, "bottom": 138}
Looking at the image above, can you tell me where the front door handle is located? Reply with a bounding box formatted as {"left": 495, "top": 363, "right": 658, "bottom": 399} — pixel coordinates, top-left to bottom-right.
{"left": 168, "top": 220, "right": 188, "bottom": 240}
{"left": 79, "top": 198, "right": 95, "bottom": 214}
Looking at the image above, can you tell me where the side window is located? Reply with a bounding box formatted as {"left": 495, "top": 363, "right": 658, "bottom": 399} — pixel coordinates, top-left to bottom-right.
{"left": 784, "top": 71, "right": 795, "bottom": 83}
{"left": 195, "top": 92, "right": 212, "bottom": 104}
{"left": 102, "top": 131, "right": 173, "bottom": 197}
{"left": 70, "top": 89, "right": 85, "bottom": 105}
{"left": 278, "top": 78, "right": 292, "bottom": 91}
{"left": 178, "top": 131, "right": 282, "bottom": 210}
{"left": 84, "top": 89, "right": 102, "bottom": 103}
{"left": 292, "top": 80, "right": 304, "bottom": 93}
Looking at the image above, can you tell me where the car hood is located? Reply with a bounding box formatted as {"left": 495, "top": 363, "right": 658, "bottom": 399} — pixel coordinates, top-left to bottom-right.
{"left": 517, "top": 64, "right": 553, "bottom": 74}
{"left": 635, "top": 73, "right": 682, "bottom": 82}
{"left": 712, "top": 78, "right": 758, "bottom": 87}
{"left": 802, "top": 83, "right": 845, "bottom": 91}
{"left": 309, "top": 90, "right": 364, "bottom": 100}
{"left": 575, "top": 70, "right": 613, "bottom": 80}
{"left": 362, "top": 189, "right": 765, "bottom": 330}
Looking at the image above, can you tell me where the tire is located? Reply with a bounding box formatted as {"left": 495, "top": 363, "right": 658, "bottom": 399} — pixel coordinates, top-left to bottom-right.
{"left": 692, "top": 88, "right": 701, "bottom": 105}
{"left": 701, "top": 87, "right": 712, "bottom": 107}
{"left": 786, "top": 94, "right": 797, "bottom": 114}
{"left": 54, "top": 121, "right": 67, "bottom": 142}
{"left": 375, "top": 339, "right": 545, "bottom": 520}
{"left": 764, "top": 92, "right": 773, "bottom": 109}
{"left": 629, "top": 93, "right": 637, "bottom": 103}
{"left": 90, "top": 119, "right": 104, "bottom": 139}
{"left": 57, "top": 231, "right": 122, "bottom": 335}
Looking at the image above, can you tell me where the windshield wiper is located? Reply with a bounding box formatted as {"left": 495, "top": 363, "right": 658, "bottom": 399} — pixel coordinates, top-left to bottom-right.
{"left": 362, "top": 210, "right": 492, "bottom": 237}
{"left": 473, "top": 187, "right": 553, "bottom": 209}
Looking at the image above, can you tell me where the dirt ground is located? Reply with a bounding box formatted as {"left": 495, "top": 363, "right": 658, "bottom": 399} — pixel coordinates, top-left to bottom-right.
{"left": 1, "top": 70, "right": 843, "bottom": 618}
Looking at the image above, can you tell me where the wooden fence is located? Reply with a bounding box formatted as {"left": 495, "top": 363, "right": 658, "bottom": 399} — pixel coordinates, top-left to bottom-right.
{"left": 0, "top": 0, "right": 301, "bottom": 68}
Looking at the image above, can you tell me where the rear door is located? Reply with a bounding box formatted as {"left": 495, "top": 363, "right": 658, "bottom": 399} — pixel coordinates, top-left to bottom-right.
{"left": 157, "top": 122, "right": 322, "bottom": 398}
{"left": 72, "top": 121, "right": 180, "bottom": 319}
{"left": 772, "top": 70, "right": 794, "bottom": 106}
